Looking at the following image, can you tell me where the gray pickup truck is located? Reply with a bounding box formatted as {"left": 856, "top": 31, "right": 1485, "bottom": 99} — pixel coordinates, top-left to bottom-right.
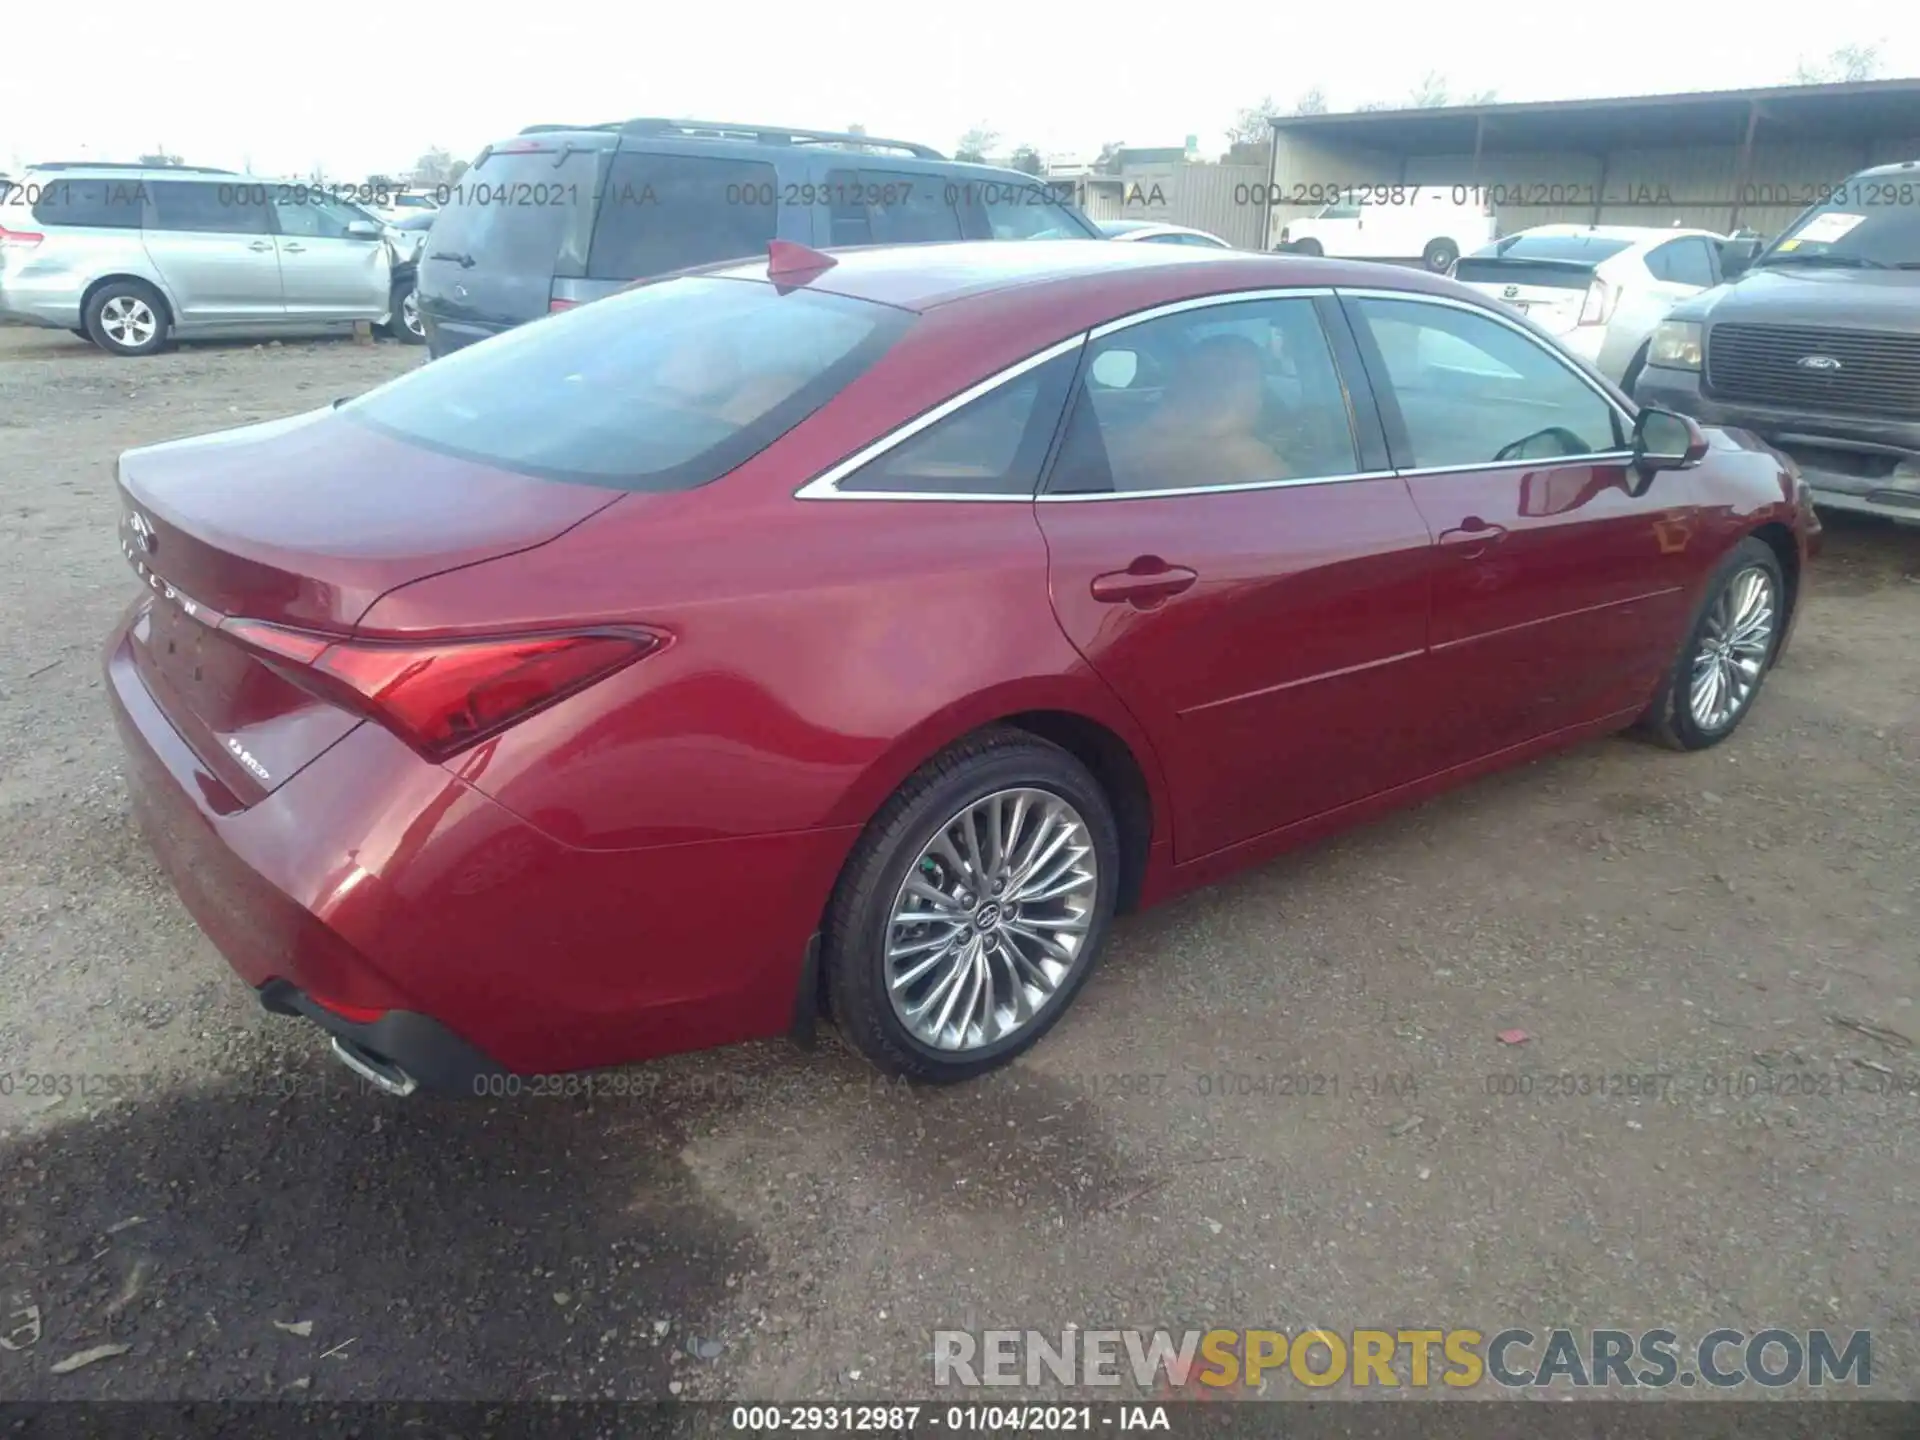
{"left": 1634, "top": 159, "right": 1920, "bottom": 524}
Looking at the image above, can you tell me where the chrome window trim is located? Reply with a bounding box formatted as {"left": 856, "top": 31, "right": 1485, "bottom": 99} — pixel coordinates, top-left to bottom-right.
{"left": 793, "top": 334, "right": 1088, "bottom": 501}
{"left": 794, "top": 284, "right": 1638, "bottom": 505}
{"left": 1038, "top": 469, "right": 1398, "bottom": 502}
{"left": 1334, "top": 285, "right": 1636, "bottom": 433}
{"left": 1088, "top": 287, "right": 1336, "bottom": 340}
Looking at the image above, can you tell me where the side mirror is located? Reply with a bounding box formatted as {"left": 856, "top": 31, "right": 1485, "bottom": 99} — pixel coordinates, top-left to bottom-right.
{"left": 345, "top": 219, "right": 383, "bottom": 240}
{"left": 1630, "top": 406, "right": 1708, "bottom": 494}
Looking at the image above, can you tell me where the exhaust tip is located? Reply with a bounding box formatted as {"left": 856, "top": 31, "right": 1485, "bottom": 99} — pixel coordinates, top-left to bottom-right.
{"left": 329, "top": 1036, "right": 419, "bottom": 1097}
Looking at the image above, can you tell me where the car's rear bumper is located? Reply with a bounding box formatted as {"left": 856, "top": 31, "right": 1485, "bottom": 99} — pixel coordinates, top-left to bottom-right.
{"left": 0, "top": 277, "right": 83, "bottom": 328}
{"left": 1634, "top": 365, "right": 1920, "bottom": 523}
{"left": 418, "top": 311, "right": 510, "bottom": 358}
{"left": 105, "top": 603, "right": 849, "bottom": 1086}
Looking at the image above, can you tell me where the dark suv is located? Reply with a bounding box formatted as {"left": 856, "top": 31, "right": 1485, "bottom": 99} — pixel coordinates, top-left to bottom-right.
{"left": 1633, "top": 160, "right": 1920, "bottom": 523}
{"left": 416, "top": 119, "right": 1102, "bottom": 358}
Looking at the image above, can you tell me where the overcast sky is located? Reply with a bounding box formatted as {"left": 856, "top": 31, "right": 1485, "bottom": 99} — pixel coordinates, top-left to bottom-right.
{"left": 2, "top": 0, "right": 1913, "bottom": 179}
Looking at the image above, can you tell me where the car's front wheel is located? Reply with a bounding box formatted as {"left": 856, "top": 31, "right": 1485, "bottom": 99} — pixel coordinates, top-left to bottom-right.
{"left": 824, "top": 728, "right": 1119, "bottom": 1081}
{"left": 85, "top": 281, "right": 170, "bottom": 356}
{"left": 1422, "top": 237, "right": 1460, "bottom": 272}
{"left": 1640, "top": 536, "right": 1785, "bottom": 750}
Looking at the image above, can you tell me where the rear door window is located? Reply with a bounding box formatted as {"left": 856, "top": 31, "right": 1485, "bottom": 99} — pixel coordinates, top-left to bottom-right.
{"left": 1647, "top": 237, "right": 1716, "bottom": 287}
{"left": 28, "top": 177, "right": 145, "bottom": 229}
{"left": 146, "top": 181, "right": 272, "bottom": 235}
{"left": 588, "top": 153, "right": 778, "bottom": 280}
{"left": 823, "top": 168, "right": 963, "bottom": 246}
{"left": 342, "top": 276, "right": 908, "bottom": 491}
{"left": 960, "top": 181, "right": 1094, "bottom": 240}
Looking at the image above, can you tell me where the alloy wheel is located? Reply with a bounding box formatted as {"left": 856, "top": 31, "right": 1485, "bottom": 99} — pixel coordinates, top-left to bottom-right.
{"left": 401, "top": 286, "right": 423, "bottom": 337}
{"left": 885, "top": 788, "right": 1099, "bottom": 1053}
{"left": 100, "top": 296, "right": 157, "bottom": 349}
{"left": 1689, "top": 565, "right": 1776, "bottom": 731}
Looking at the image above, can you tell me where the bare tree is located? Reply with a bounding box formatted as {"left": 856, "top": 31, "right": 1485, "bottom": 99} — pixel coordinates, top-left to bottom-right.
{"left": 1793, "top": 42, "right": 1882, "bottom": 83}
{"left": 1291, "top": 87, "right": 1329, "bottom": 116}
{"left": 955, "top": 126, "right": 1000, "bottom": 163}
{"left": 1409, "top": 72, "right": 1452, "bottom": 108}
{"left": 136, "top": 149, "right": 184, "bottom": 167}
{"left": 1228, "top": 96, "right": 1281, "bottom": 147}
{"left": 1094, "top": 141, "right": 1127, "bottom": 175}
{"left": 1008, "top": 145, "right": 1045, "bottom": 177}
{"left": 410, "top": 147, "right": 457, "bottom": 187}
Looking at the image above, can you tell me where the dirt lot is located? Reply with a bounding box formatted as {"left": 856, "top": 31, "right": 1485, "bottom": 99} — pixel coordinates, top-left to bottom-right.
{"left": 1, "top": 322, "right": 1916, "bottom": 1403}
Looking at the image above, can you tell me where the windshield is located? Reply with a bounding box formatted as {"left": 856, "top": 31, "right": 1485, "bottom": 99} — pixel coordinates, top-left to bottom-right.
{"left": 1759, "top": 184, "right": 1920, "bottom": 268}
{"left": 342, "top": 277, "right": 909, "bottom": 490}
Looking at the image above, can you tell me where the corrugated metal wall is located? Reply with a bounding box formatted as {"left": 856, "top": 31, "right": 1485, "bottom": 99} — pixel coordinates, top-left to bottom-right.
{"left": 1080, "top": 163, "right": 1272, "bottom": 248}
{"left": 1268, "top": 133, "right": 1920, "bottom": 246}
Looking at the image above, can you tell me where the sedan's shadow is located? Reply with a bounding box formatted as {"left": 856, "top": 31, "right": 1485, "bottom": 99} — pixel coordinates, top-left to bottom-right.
{"left": 0, "top": 1065, "right": 761, "bottom": 1401}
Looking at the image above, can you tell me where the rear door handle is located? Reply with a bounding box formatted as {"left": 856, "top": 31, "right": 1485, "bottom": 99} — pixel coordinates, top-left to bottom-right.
{"left": 1090, "top": 558, "right": 1199, "bottom": 608}
{"left": 281, "top": 243, "right": 306, "bottom": 254}
{"left": 1439, "top": 516, "right": 1509, "bottom": 555}
{"left": 248, "top": 240, "right": 273, "bottom": 252}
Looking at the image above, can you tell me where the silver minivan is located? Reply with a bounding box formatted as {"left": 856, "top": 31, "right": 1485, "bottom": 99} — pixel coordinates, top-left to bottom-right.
{"left": 0, "top": 165, "right": 401, "bottom": 356}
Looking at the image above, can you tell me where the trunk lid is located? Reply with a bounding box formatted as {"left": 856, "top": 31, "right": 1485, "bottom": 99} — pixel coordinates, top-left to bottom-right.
{"left": 117, "top": 406, "right": 621, "bottom": 802}
{"left": 1454, "top": 257, "right": 1597, "bottom": 335}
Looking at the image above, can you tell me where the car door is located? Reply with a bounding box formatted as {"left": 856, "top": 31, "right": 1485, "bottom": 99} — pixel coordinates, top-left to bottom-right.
{"left": 1303, "top": 200, "right": 1361, "bottom": 256}
{"left": 140, "top": 180, "right": 282, "bottom": 324}
{"left": 270, "top": 194, "right": 390, "bottom": 321}
{"left": 1340, "top": 290, "right": 1696, "bottom": 771}
{"left": 1034, "top": 292, "right": 1435, "bottom": 862}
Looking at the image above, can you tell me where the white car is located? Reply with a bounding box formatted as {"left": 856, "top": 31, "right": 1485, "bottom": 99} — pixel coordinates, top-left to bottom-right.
{"left": 1097, "top": 220, "right": 1233, "bottom": 249}
{"left": 1454, "top": 224, "right": 1730, "bottom": 389}
{"left": 1276, "top": 186, "right": 1495, "bottom": 272}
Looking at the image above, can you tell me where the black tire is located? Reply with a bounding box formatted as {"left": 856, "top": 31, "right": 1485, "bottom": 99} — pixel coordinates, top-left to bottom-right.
{"left": 823, "top": 726, "right": 1120, "bottom": 1082}
{"left": 1619, "top": 341, "right": 1651, "bottom": 398}
{"left": 83, "top": 279, "right": 170, "bottom": 357}
{"left": 386, "top": 277, "right": 425, "bottom": 345}
{"left": 1291, "top": 238, "right": 1323, "bottom": 257}
{"left": 1638, "top": 537, "right": 1786, "bottom": 751}
{"left": 1422, "top": 237, "right": 1460, "bottom": 273}
{"left": 70, "top": 327, "right": 95, "bottom": 344}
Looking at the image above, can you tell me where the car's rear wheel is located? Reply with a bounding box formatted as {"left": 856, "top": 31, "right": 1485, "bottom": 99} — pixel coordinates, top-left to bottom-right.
{"left": 824, "top": 728, "right": 1119, "bottom": 1081}
{"left": 1422, "top": 237, "right": 1460, "bottom": 272}
{"left": 1290, "top": 238, "right": 1323, "bottom": 256}
{"left": 85, "top": 281, "right": 170, "bottom": 357}
{"left": 1639, "top": 537, "right": 1785, "bottom": 751}
{"left": 387, "top": 277, "right": 425, "bottom": 345}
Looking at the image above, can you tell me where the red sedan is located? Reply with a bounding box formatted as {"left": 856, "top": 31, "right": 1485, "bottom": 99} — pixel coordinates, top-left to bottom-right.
{"left": 105, "top": 240, "right": 1819, "bottom": 1091}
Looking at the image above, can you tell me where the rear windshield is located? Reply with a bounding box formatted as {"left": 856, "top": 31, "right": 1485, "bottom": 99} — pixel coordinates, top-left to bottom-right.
{"left": 341, "top": 277, "right": 909, "bottom": 490}
{"left": 1468, "top": 234, "right": 1633, "bottom": 264}
{"left": 429, "top": 146, "right": 600, "bottom": 274}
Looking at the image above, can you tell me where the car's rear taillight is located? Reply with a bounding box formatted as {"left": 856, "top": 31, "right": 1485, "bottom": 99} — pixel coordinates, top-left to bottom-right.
{"left": 224, "top": 621, "right": 658, "bottom": 760}
{"left": 0, "top": 223, "right": 44, "bottom": 248}
{"left": 1578, "top": 278, "right": 1619, "bottom": 326}
{"left": 549, "top": 297, "right": 578, "bottom": 313}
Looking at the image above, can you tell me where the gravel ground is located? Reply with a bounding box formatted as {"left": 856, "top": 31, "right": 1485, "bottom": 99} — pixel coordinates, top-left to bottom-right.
{"left": 1, "top": 322, "right": 1916, "bottom": 1403}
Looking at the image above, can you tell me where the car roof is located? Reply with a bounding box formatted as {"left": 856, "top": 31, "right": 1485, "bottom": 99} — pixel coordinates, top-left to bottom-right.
{"left": 704, "top": 238, "right": 1445, "bottom": 313}
{"left": 1495, "top": 223, "right": 1724, "bottom": 246}
{"left": 1097, "top": 219, "right": 1159, "bottom": 235}
{"left": 1852, "top": 159, "right": 1920, "bottom": 179}
{"left": 15, "top": 165, "right": 265, "bottom": 184}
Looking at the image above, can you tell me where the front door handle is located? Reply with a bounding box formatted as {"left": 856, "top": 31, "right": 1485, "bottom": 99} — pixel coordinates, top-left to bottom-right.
{"left": 1439, "top": 516, "right": 1509, "bottom": 556}
{"left": 281, "top": 243, "right": 306, "bottom": 254}
{"left": 248, "top": 240, "right": 273, "bottom": 252}
{"left": 1090, "top": 557, "right": 1199, "bottom": 608}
